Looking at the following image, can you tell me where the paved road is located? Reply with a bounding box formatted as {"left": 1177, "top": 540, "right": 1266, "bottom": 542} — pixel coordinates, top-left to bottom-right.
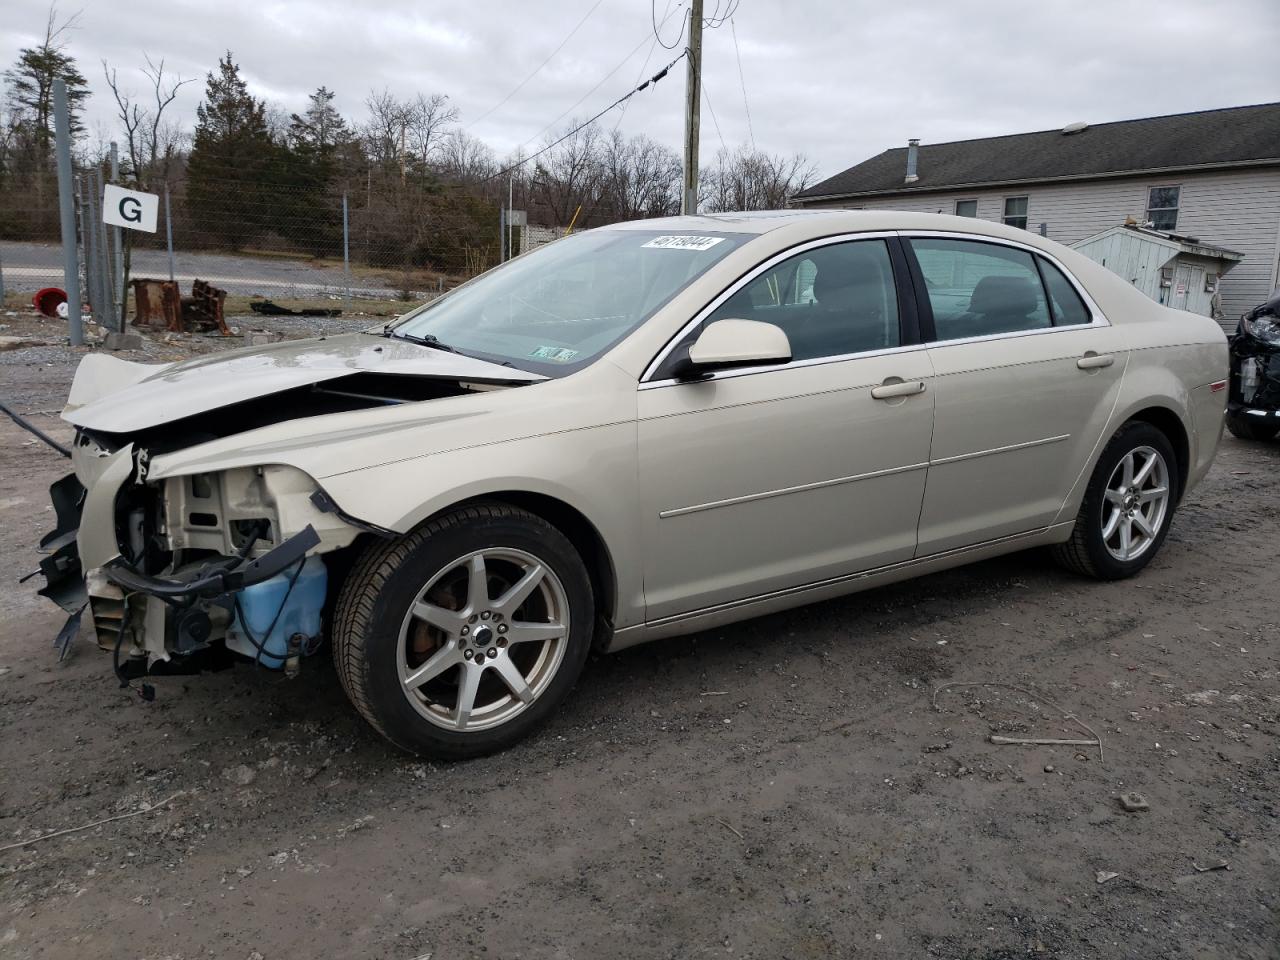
{"left": 1, "top": 239, "right": 407, "bottom": 300}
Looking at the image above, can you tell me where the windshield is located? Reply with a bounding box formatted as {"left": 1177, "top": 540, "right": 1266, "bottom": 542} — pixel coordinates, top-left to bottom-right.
{"left": 388, "top": 229, "right": 748, "bottom": 376}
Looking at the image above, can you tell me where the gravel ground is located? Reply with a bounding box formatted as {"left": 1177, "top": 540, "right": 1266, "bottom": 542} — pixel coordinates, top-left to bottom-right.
{"left": 0, "top": 317, "right": 1276, "bottom": 960}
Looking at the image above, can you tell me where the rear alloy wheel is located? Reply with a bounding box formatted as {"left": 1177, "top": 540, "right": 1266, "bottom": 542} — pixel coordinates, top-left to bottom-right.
{"left": 1226, "top": 413, "right": 1279, "bottom": 442}
{"left": 1052, "top": 421, "right": 1180, "bottom": 580}
{"left": 333, "top": 504, "right": 593, "bottom": 758}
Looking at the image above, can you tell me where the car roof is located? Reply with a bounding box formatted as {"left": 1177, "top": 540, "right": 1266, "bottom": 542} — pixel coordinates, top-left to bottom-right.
{"left": 597, "top": 208, "right": 1047, "bottom": 242}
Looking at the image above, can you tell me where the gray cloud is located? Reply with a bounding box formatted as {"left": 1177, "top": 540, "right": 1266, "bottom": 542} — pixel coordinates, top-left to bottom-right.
{"left": 3, "top": 0, "right": 1277, "bottom": 179}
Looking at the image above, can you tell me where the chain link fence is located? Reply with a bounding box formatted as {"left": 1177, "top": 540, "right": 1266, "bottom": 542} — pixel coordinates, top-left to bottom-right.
{"left": 1, "top": 170, "right": 569, "bottom": 329}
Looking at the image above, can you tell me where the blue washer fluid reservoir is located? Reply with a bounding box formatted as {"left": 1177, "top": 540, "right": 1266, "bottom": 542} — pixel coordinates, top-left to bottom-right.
{"left": 226, "top": 556, "right": 327, "bottom": 668}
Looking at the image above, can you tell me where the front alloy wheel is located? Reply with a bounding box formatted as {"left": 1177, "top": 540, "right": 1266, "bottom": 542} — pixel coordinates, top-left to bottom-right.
{"left": 398, "top": 548, "right": 570, "bottom": 732}
{"left": 333, "top": 503, "right": 593, "bottom": 758}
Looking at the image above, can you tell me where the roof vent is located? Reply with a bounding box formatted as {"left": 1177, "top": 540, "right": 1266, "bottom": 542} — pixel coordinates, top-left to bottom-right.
{"left": 1061, "top": 121, "right": 1089, "bottom": 135}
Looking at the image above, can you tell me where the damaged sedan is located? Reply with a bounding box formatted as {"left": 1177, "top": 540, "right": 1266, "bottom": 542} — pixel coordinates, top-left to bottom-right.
{"left": 31, "top": 211, "right": 1229, "bottom": 758}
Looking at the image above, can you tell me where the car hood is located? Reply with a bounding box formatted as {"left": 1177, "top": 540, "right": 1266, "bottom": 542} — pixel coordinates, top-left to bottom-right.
{"left": 63, "top": 332, "right": 545, "bottom": 433}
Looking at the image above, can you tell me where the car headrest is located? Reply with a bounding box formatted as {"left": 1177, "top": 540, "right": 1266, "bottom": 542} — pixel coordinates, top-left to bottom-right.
{"left": 813, "top": 258, "right": 881, "bottom": 305}
{"left": 968, "top": 275, "right": 1038, "bottom": 316}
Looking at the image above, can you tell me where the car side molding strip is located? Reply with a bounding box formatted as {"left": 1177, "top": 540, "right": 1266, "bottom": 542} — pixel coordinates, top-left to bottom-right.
{"left": 658, "top": 435, "right": 1069, "bottom": 519}
{"left": 929, "top": 433, "right": 1070, "bottom": 467}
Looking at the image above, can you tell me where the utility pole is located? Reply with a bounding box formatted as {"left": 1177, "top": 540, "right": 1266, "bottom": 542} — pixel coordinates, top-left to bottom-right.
{"left": 681, "top": 0, "right": 704, "bottom": 216}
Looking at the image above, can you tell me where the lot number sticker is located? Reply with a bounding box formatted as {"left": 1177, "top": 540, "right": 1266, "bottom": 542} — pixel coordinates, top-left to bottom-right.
{"left": 530, "top": 345, "right": 580, "bottom": 362}
{"left": 641, "top": 235, "right": 725, "bottom": 251}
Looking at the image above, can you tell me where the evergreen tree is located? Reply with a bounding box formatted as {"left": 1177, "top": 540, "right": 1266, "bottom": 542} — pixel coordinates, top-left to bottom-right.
{"left": 185, "top": 52, "right": 279, "bottom": 248}
{"left": 289, "top": 86, "right": 349, "bottom": 156}
{"left": 3, "top": 9, "right": 90, "bottom": 167}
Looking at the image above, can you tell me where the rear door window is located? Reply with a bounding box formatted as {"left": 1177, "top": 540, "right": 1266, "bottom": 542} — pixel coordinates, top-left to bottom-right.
{"left": 910, "top": 238, "right": 1051, "bottom": 341}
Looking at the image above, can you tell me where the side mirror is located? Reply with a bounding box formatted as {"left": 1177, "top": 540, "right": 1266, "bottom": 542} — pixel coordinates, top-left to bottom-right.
{"left": 674, "top": 319, "right": 792, "bottom": 380}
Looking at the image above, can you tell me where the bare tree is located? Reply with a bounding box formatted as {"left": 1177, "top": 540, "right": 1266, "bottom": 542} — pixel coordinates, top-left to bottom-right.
{"left": 406, "top": 92, "right": 458, "bottom": 167}
{"left": 102, "top": 54, "right": 192, "bottom": 187}
{"left": 362, "top": 89, "right": 458, "bottom": 181}
{"left": 531, "top": 122, "right": 603, "bottom": 227}
{"left": 436, "top": 127, "right": 495, "bottom": 183}
{"left": 701, "top": 145, "right": 817, "bottom": 212}
{"left": 598, "top": 130, "right": 681, "bottom": 221}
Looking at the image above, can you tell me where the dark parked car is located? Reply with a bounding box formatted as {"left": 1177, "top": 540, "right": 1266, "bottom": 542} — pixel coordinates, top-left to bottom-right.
{"left": 1227, "top": 292, "right": 1280, "bottom": 442}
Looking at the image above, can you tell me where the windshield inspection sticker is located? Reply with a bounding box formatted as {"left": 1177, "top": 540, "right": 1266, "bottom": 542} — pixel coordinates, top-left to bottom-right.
{"left": 642, "top": 235, "right": 725, "bottom": 251}
{"left": 530, "top": 345, "right": 580, "bottom": 362}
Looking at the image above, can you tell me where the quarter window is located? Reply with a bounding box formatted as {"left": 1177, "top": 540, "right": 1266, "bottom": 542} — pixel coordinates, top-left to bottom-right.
{"left": 1002, "top": 196, "right": 1029, "bottom": 230}
{"left": 1038, "top": 258, "right": 1091, "bottom": 326}
{"left": 954, "top": 199, "right": 978, "bottom": 218}
{"left": 1146, "top": 186, "right": 1179, "bottom": 231}
{"left": 672, "top": 239, "right": 901, "bottom": 370}
{"left": 911, "top": 238, "right": 1050, "bottom": 340}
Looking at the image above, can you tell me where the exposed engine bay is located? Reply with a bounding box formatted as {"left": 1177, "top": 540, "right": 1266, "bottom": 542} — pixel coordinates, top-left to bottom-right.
{"left": 30, "top": 332, "right": 541, "bottom": 681}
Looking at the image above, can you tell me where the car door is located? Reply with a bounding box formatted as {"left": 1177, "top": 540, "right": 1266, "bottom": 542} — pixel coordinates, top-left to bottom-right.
{"left": 907, "top": 235, "right": 1129, "bottom": 556}
{"left": 636, "top": 235, "right": 935, "bottom": 623}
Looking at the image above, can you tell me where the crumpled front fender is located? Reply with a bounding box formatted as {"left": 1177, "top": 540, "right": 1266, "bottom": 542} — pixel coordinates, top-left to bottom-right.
{"left": 77, "top": 443, "right": 135, "bottom": 570}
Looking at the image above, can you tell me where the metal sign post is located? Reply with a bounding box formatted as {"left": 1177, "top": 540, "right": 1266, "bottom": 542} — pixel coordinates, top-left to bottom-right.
{"left": 163, "top": 183, "right": 175, "bottom": 282}
{"left": 52, "top": 78, "right": 83, "bottom": 346}
{"left": 342, "top": 191, "right": 351, "bottom": 312}
{"left": 109, "top": 142, "right": 125, "bottom": 329}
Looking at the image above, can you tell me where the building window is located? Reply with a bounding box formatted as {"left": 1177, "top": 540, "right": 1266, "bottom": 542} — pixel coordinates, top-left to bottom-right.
{"left": 954, "top": 199, "right": 978, "bottom": 217}
{"left": 1147, "top": 186, "right": 1179, "bottom": 231}
{"left": 1002, "top": 196, "right": 1028, "bottom": 230}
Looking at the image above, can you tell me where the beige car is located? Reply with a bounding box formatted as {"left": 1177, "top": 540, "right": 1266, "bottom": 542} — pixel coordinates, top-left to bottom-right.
{"left": 36, "top": 211, "right": 1228, "bottom": 758}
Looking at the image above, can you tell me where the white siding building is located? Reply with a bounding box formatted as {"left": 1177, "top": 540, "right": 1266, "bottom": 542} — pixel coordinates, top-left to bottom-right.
{"left": 793, "top": 104, "right": 1280, "bottom": 325}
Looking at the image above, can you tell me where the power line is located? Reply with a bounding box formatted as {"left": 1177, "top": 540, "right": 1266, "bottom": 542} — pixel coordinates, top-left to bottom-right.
{"left": 481, "top": 52, "right": 686, "bottom": 185}
{"left": 730, "top": 16, "right": 755, "bottom": 152}
{"left": 613, "top": 33, "right": 660, "bottom": 134}
{"left": 465, "top": 0, "right": 609, "bottom": 130}
{"left": 525, "top": 3, "right": 683, "bottom": 149}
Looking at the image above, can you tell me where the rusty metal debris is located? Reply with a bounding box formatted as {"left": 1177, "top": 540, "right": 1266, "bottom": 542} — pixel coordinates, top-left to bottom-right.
{"left": 130, "top": 277, "right": 230, "bottom": 335}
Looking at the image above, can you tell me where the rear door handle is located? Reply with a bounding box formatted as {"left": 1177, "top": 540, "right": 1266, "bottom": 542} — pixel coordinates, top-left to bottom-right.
{"left": 1077, "top": 352, "right": 1115, "bottom": 370}
{"left": 871, "top": 380, "right": 927, "bottom": 400}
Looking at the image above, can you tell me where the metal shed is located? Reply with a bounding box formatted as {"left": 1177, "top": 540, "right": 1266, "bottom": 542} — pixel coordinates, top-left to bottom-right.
{"left": 1071, "top": 224, "right": 1243, "bottom": 322}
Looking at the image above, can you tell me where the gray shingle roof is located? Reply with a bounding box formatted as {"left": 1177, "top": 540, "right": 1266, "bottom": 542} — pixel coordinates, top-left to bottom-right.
{"left": 794, "top": 103, "right": 1280, "bottom": 202}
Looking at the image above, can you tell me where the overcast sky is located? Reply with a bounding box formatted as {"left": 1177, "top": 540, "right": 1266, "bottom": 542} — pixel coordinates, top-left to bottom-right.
{"left": 3, "top": 0, "right": 1278, "bottom": 180}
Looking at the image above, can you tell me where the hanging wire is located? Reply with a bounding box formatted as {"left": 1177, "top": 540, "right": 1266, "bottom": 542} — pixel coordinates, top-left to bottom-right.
{"left": 465, "top": 0, "right": 609, "bottom": 130}
{"left": 480, "top": 51, "right": 687, "bottom": 185}
{"left": 730, "top": 16, "right": 755, "bottom": 152}
{"left": 652, "top": 0, "right": 688, "bottom": 49}
{"left": 693, "top": 55, "right": 729, "bottom": 155}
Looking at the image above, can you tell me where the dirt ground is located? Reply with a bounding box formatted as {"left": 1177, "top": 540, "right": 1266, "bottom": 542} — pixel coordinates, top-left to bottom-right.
{"left": 0, "top": 309, "right": 1276, "bottom": 960}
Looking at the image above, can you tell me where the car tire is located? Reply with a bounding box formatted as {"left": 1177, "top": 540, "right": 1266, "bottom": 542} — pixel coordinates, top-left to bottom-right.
{"left": 1052, "top": 421, "right": 1181, "bottom": 581}
{"left": 1225, "top": 413, "right": 1279, "bottom": 442}
{"left": 332, "top": 502, "right": 593, "bottom": 759}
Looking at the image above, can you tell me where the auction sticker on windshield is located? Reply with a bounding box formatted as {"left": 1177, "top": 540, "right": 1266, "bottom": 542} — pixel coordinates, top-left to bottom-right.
{"left": 641, "top": 235, "right": 726, "bottom": 251}
{"left": 530, "top": 345, "right": 581, "bottom": 362}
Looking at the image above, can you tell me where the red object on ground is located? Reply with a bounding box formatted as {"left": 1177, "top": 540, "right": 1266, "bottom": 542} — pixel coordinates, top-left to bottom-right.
{"left": 33, "top": 287, "right": 68, "bottom": 318}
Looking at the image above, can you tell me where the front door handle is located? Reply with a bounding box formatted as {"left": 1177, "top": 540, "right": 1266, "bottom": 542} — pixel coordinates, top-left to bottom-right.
{"left": 1077, "top": 352, "right": 1115, "bottom": 370}
{"left": 870, "top": 380, "right": 927, "bottom": 400}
